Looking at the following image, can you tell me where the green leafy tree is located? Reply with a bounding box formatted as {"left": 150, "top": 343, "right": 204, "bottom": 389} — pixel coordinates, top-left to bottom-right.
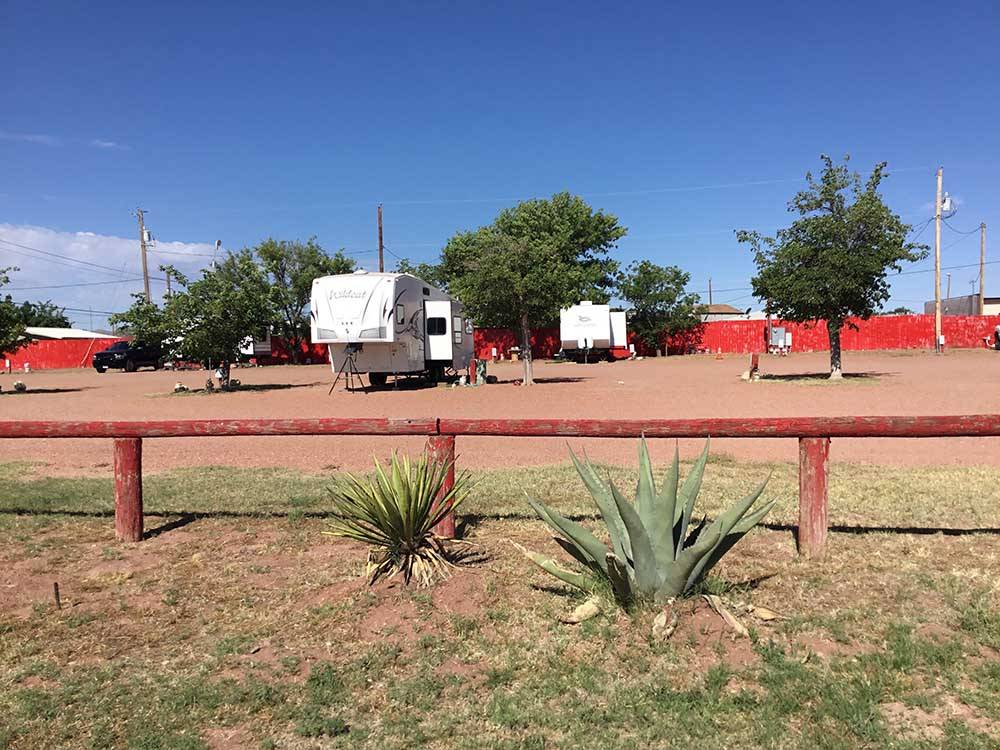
{"left": 737, "top": 156, "right": 927, "bottom": 378}
{"left": 884, "top": 306, "right": 915, "bottom": 315}
{"left": 617, "top": 261, "right": 702, "bottom": 352}
{"left": 395, "top": 258, "right": 448, "bottom": 290}
{"left": 0, "top": 267, "right": 27, "bottom": 356}
{"left": 108, "top": 296, "right": 169, "bottom": 347}
{"left": 256, "top": 238, "right": 355, "bottom": 362}
{"left": 9, "top": 299, "right": 71, "bottom": 328}
{"left": 162, "top": 252, "right": 275, "bottom": 386}
{"left": 441, "top": 193, "right": 625, "bottom": 384}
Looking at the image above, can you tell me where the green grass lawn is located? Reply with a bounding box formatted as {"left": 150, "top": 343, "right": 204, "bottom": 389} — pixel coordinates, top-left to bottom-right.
{"left": 1, "top": 460, "right": 999, "bottom": 749}
{"left": 1, "top": 456, "right": 998, "bottom": 529}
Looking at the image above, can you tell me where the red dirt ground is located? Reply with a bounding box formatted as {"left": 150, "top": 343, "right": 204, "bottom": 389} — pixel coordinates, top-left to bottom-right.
{"left": 2, "top": 349, "right": 1000, "bottom": 474}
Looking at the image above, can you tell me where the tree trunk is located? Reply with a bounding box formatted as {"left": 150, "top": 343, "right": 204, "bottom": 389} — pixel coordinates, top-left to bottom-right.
{"left": 220, "top": 360, "right": 232, "bottom": 389}
{"left": 828, "top": 321, "right": 843, "bottom": 380}
{"left": 519, "top": 313, "right": 534, "bottom": 386}
{"left": 289, "top": 334, "right": 301, "bottom": 365}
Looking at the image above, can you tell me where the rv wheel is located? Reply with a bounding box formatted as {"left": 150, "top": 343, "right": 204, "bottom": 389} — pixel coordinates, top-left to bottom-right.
{"left": 368, "top": 372, "right": 388, "bottom": 388}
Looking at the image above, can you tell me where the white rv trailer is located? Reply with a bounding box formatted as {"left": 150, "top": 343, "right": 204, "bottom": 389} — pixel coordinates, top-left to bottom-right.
{"left": 310, "top": 271, "right": 474, "bottom": 386}
{"left": 559, "top": 301, "right": 629, "bottom": 362}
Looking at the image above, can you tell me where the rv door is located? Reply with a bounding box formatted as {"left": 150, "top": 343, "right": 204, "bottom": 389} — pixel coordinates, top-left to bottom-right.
{"left": 424, "top": 300, "right": 452, "bottom": 362}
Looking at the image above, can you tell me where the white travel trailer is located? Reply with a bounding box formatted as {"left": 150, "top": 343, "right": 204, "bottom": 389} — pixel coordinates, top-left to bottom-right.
{"left": 310, "top": 271, "right": 474, "bottom": 387}
{"left": 559, "top": 301, "right": 630, "bottom": 361}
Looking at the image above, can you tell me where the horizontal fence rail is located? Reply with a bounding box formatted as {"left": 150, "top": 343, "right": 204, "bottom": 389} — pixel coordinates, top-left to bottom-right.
{"left": 0, "top": 417, "right": 438, "bottom": 439}
{"left": 3, "top": 414, "right": 999, "bottom": 556}
{"left": 3, "top": 415, "right": 1000, "bottom": 440}
{"left": 437, "top": 415, "right": 1000, "bottom": 439}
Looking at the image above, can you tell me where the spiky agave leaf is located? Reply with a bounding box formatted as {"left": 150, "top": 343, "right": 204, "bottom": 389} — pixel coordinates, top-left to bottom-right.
{"left": 513, "top": 542, "right": 593, "bottom": 591}
{"left": 568, "top": 448, "right": 632, "bottom": 564}
{"left": 525, "top": 494, "right": 610, "bottom": 574}
{"left": 324, "top": 451, "right": 471, "bottom": 586}
{"left": 608, "top": 477, "right": 660, "bottom": 596}
{"left": 522, "top": 438, "right": 772, "bottom": 610}
{"left": 652, "top": 442, "right": 680, "bottom": 569}
{"left": 675, "top": 439, "right": 710, "bottom": 552}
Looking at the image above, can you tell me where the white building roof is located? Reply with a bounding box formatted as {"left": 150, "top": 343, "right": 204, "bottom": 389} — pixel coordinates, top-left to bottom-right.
{"left": 24, "top": 327, "right": 118, "bottom": 340}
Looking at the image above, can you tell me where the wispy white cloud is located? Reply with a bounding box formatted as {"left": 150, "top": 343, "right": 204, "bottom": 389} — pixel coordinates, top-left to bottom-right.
{"left": 0, "top": 131, "right": 130, "bottom": 151}
{"left": 0, "top": 130, "right": 62, "bottom": 146}
{"left": 90, "top": 139, "right": 129, "bottom": 150}
{"left": 0, "top": 224, "right": 215, "bottom": 326}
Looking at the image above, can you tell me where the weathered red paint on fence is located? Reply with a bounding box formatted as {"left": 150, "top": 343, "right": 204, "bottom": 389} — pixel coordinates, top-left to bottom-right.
{"left": 0, "top": 418, "right": 438, "bottom": 439}
{"left": 426, "top": 435, "right": 457, "bottom": 538}
{"left": 2, "top": 338, "right": 128, "bottom": 371}
{"left": 473, "top": 327, "right": 561, "bottom": 360}
{"left": 265, "top": 338, "right": 329, "bottom": 364}
{"left": 700, "top": 314, "right": 1000, "bottom": 354}
{"left": 6, "top": 414, "right": 1000, "bottom": 557}
{"left": 113, "top": 437, "right": 143, "bottom": 542}
{"left": 437, "top": 415, "right": 1000, "bottom": 439}
{"left": 797, "top": 437, "right": 829, "bottom": 559}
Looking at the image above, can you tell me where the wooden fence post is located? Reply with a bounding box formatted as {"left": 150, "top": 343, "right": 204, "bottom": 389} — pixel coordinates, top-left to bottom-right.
{"left": 114, "top": 437, "right": 144, "bottom": 542}
{"left": 797, "top": 436, "right": 830, "bottom": 558}
{"left": 426, "top": 435, "right": 456, "bottom": 538}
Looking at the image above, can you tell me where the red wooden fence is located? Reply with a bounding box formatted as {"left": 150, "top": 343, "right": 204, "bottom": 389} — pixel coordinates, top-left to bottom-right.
{"left": 699, "top": 314, "right": 1000, "bottom": 354}
{"left": 3, "top": 338, "right": 128, "bottom": 371}
{"left": 3, "top": 414, "right": 999, "bottom": 557}
{"left": 6, "top": 314, "right": 998, "bottom": 371}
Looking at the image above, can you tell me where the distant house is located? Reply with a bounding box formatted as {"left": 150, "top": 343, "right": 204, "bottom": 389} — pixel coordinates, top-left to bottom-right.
{"left": 700, "top": 303, "right": 756, "bottom": 322}
{"left": 922, "top": 295, "right": 1000, "bottom": 317}
{"left": 23, "top": 327, "right": 118, "bottom": 340}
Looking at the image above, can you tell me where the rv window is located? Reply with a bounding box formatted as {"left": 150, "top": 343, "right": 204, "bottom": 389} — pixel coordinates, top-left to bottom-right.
{"left": 427, "top": 317, "right": 446, "bottom": 336}
{"left": 453, "top": 317, "right": 462, "bottom": 344}
{"left": 422, "top": 288, "right": 430, "bottom": 296}
{"left": 396, "top": 303, "right": 405, "bottom": 325}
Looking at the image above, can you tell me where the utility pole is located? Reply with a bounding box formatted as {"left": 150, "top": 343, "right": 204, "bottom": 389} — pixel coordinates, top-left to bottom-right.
{"left": 946, "top": 272, "right": 952, "bottom": 301}
{"left": 377, "top": 203, "right": 384, "bottom": 273}
{"left": 708, "top": 277, "right": 713, "bottom": 307}
{"left": 933, "top": 167, "right": 943, "bottom": 352}
{"left": 137, "top": 208, "right": 151, "bottom": 303}
{"left": 980, "top": 223, "right": 987, "bottom": 315}
{"left": 165, "top": 272, "right": 172, "bottom": 298}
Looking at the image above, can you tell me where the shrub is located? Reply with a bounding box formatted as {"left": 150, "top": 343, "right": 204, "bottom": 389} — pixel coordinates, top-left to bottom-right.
{"left": 324, "top": 453, "right": 470, "bottom": 586}
{"left": 518, "top": 438, "right": 773, "bottom": 608}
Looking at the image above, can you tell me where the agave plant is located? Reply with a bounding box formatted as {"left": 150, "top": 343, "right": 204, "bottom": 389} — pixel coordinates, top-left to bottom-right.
{"left": 324, "top": 453, "right": 470, "bottom": 586}
{"left": 518, "top": 439, "right": 773, "bottom": 607}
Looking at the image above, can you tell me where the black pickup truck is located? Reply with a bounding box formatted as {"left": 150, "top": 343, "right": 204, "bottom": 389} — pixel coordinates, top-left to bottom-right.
{"left": 93, "top": 341, "right": 163, "bottom": 373}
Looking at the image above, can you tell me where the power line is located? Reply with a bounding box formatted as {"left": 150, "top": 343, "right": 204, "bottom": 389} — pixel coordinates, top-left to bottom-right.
{"left": 0, "top": 236, "right": 168, "bottom": 282}
{"left": 148, "top": 248, "right": 216, "bottom": 258}
{"left": 2, "top": 300, "right": 124, "bottom": 316}
{"left": 909, "top": 217, "right": 934, "bottom": 242}
{"left": 3, "top": 277, "right": 144, "bottom": 291}
{"left": 897, "top": 259, "right": 1000, "bottom": 277}
{"left": 0, "top": 236, "right": 139, "bottom": 276}
{"left": 942, "top": 217, "right": 982, "bottom": 235}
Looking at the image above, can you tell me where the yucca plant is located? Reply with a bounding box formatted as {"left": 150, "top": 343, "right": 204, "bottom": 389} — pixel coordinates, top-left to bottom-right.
{"left": 323, "top": 453, "right": 470, "bottom": 586}
{"left": 518, "top": 438, "right": 774, "bottom": 608}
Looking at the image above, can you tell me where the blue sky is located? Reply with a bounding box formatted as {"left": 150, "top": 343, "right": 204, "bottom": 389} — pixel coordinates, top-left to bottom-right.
{"left": 3, "top": 1, "right": 999, "bottom": 326}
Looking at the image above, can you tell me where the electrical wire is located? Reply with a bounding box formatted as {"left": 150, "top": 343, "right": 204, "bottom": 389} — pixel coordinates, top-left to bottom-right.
{"left": 896, "top": 259, "right": 1000, "bottom": 277}
{"left": 942, "top": 218, "right": 982, "bottom": 235}
{"left": 3, "top": 277, "right": 145, "bottom": 291}
{"left": 147, "top": 248, "right": 216, "bottom": 258}
{"left": 908, "top": 217, "right": 934, "bottom": 242}
{"left": 0, "top": 236, "right": 139, "bottom": 275}
{"left": 0, "top": 236, "right": 167, "bottom": 282}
